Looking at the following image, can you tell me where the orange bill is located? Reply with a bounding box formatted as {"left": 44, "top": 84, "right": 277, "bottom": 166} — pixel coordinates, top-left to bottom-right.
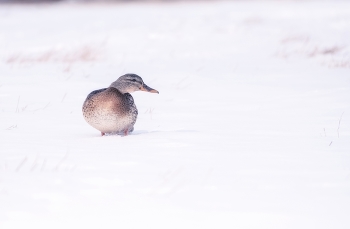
{"left": 141, "top": 84, "right": 159, "bottom": 94}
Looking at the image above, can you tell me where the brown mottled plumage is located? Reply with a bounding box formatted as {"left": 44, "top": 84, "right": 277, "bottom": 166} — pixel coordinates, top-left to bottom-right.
{"left": 82, "top": 74, "right": 158, "bottom": 136}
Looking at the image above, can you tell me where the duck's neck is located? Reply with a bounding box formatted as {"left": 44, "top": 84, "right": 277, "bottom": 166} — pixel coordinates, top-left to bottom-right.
{"left": 110, "top": 81, "right": 127, "bottom": 94}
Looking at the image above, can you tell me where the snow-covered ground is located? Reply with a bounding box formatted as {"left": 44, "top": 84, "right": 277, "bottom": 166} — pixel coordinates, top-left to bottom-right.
{"left": 0, "top": 1, "right": 350, "bottom": 228}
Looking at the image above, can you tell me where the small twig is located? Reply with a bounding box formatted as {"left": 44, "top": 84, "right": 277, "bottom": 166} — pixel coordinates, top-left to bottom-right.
{"left": 61, "top": 93, "right": 67, "bottom": 103}
{"left": 69, "top": 164, "right": 77, "bottom": 172}
{"left": 21, "top": 105, "right": 28, "bottom": 112}
{"left": 42, "top": 102, "right": 50, "bottom": 110}
{"left": 144, "top": 107, "right": 155, "bottom": 119}
{"left": 149, "top": 108, "right": 154, "bottom": 120}
{"left": 337, "top": 112, "right": 345, "bottom": 138}
{"left": 16, "top": 96, "right": 20, "bottom": 113}
{"left": 6, "top": 124, "right": 17, "bottom": 130}
{"left": 32, "top": 102, "right": 51, "bottom": 112}
{"left": 53, "top": 149, "right": 69, "bottom": 171}
{"left": 40, "top": 159, "right": 46, "bottom": 172}
{"left": 30, "top": 162, "right": 38, "bottom": 172}
{"left": 15, "top": 157, "right": 27, "bottom": 172}
{"left": 329, "top": 141, "right": 333, "bottom": 146}
{"left": 30, "top": 155, "right": 39, "bottom": 172}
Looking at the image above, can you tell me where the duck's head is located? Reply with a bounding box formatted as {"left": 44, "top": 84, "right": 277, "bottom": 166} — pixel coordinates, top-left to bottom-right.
{"left": 110, "top": 73, "right": 159, "bottom": 94}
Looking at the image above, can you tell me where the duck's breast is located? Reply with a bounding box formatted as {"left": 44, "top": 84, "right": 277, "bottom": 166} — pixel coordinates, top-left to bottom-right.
{"left": 83, "top": 88, "right": 137, "bottom": 133}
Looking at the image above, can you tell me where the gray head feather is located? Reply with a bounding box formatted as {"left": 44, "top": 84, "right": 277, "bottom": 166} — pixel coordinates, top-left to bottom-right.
{"left": 110, "top": 73, "right": 159, "bottom": 94}
{"left": 110, "top": 74, "right": 144, "bottom": 94}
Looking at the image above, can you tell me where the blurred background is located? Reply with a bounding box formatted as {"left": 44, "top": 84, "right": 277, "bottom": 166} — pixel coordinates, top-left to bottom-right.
{"left": 0, "top": 0, "right": 349, "bottom": 228}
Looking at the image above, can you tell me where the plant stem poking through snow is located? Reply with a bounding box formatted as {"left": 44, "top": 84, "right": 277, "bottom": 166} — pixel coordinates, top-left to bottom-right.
{"left": 6, "top": 124, "right": 17, "bottom": 130}
{"left": 61, "top": 93, "right": 67, "bottom": 103}
{"left": 15, "top": 157, "right": 27, "bottom": 172}
{"left": 54, "top": 149, "right": 69, "bottom": 172}
{"left": 40, "top": 159, "right": 46, "bottom": 172}
{"left": 144, "top": 107, "right": 155, "bottom": 120}
{"left": 337, "top": 112, "right": 345, "bottom": 138}
{"left": 16, "top": 96, "right": 20, "bottom": 113}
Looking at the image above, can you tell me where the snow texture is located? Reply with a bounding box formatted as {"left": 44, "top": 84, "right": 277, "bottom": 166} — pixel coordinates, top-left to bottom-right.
{"left": 0, "top": 1, "right": 350, "bottom": 228}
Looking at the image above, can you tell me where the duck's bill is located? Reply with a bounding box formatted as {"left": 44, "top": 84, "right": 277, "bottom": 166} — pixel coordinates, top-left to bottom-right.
{"left": 141, "top": 84, "right": 159, "bottom": 94}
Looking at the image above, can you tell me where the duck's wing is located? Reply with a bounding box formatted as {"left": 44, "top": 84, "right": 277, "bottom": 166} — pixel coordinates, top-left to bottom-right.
{"left": 124, "top": 93, "right": 138, "bottom": 130}
{"left": 124, "top": 93, "right": 136, "bottom": 107}
{"left": 86, "top": 88, "right": 108, "bottom": 100}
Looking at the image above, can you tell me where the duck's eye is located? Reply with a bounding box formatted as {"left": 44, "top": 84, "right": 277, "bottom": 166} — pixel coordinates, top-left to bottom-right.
{"left": 131, "top": 79, "right": 136, "bottom": 82}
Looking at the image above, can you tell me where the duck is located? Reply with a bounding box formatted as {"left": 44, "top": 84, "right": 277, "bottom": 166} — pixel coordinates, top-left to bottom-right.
{"left": 82, "top": 73, "right": 159, "bottom": 136}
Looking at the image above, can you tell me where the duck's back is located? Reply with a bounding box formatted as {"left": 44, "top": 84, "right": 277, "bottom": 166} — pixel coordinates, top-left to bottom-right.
{"left": 82, "top": 87, "right": 137, "bottom": 133}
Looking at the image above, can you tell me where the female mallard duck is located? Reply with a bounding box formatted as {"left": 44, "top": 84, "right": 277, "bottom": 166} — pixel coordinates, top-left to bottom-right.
{"left": 82, "top": 74, "right": 159, "bottom": 136}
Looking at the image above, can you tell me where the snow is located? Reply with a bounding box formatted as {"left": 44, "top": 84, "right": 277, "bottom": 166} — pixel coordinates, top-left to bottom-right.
{"left": 0, "top": 1, "right": 350, "bottom": 228}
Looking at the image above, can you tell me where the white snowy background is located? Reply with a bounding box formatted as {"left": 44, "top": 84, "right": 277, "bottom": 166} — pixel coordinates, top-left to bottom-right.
{"left": 0, "top": 1, "right": 350, "bottom": 228}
